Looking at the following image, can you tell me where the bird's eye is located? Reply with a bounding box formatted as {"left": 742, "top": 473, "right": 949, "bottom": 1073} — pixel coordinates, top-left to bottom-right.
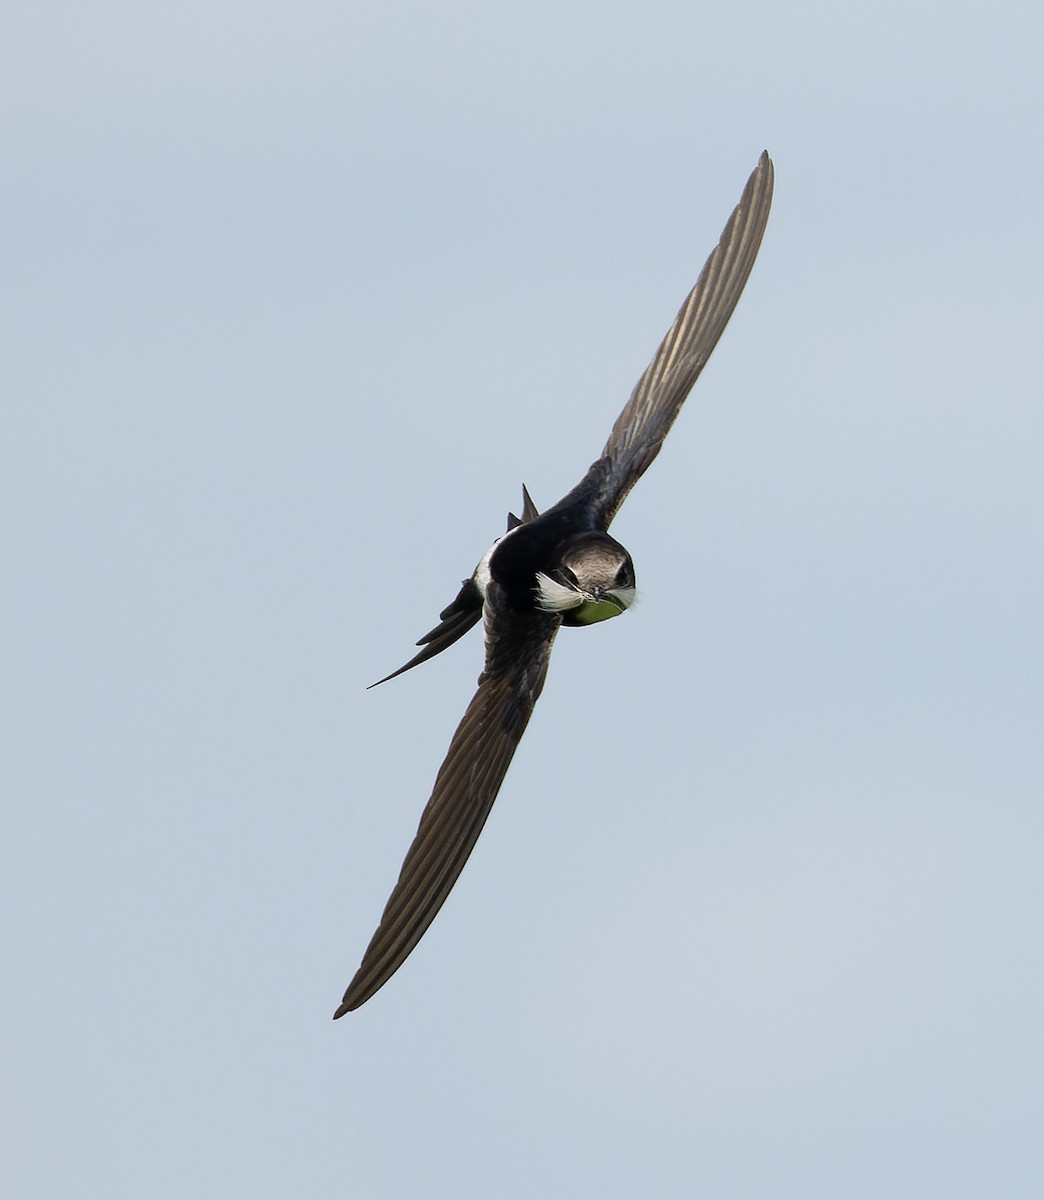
{"left": 615, "top": 564, "right": 632, "bottom": 587}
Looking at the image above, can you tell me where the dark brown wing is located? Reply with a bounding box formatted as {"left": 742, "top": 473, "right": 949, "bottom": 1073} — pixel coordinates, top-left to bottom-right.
{"left": 335, "top": 584, "right": 561, "bottom": 1014}
{"left": 593, "top": 151, "right": 774, "bottom": 527}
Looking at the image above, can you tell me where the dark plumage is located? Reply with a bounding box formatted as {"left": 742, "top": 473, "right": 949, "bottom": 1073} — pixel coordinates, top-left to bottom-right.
{"left": 336, "top": 152, "right": 774, "bottom": 1015}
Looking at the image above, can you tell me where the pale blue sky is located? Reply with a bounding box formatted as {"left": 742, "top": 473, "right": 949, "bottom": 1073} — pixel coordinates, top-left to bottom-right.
{"left": 4, "top": 3, "right": 1042, "bottom": 1197}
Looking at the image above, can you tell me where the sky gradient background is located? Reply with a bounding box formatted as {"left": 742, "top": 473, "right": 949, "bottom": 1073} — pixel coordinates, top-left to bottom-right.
{"left": 5, "top": 2, "right": 1043, "bottom": 1196}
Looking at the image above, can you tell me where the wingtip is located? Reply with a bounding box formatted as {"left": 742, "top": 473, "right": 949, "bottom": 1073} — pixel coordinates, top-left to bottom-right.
{"left": 366, "top": 672, "right": 396, "bottom": 690}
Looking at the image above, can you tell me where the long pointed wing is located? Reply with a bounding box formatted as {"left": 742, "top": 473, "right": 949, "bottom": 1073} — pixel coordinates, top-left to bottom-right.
{"left": 336, "top": 587, "right": 561, "bottom": 1014}
{"left": 594, "top": 151, "right": 774, "bottom": 527}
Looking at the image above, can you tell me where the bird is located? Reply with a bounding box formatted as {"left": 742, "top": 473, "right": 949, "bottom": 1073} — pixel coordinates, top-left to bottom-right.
{"left": 335, "top": 151, "right": 774, "bottom": 1016}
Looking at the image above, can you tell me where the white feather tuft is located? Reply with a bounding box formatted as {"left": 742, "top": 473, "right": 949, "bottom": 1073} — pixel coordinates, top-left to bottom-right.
{"left": 534, "top": 572, "right": 584, "bottom": 612}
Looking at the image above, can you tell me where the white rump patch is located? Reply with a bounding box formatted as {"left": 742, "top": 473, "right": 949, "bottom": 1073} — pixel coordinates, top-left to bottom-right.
{"left": 473, "top": 541, "right": 498, "bottom": 599}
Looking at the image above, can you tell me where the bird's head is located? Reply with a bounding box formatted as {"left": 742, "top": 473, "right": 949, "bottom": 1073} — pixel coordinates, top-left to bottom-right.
{"left": 535, "top": 533, "right": 636, "bottom": 625}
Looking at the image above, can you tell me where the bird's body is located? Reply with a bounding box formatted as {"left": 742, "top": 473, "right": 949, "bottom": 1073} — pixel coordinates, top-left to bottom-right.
{"left": 336, "top": 152, "right": 774, "bottom": 1016}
